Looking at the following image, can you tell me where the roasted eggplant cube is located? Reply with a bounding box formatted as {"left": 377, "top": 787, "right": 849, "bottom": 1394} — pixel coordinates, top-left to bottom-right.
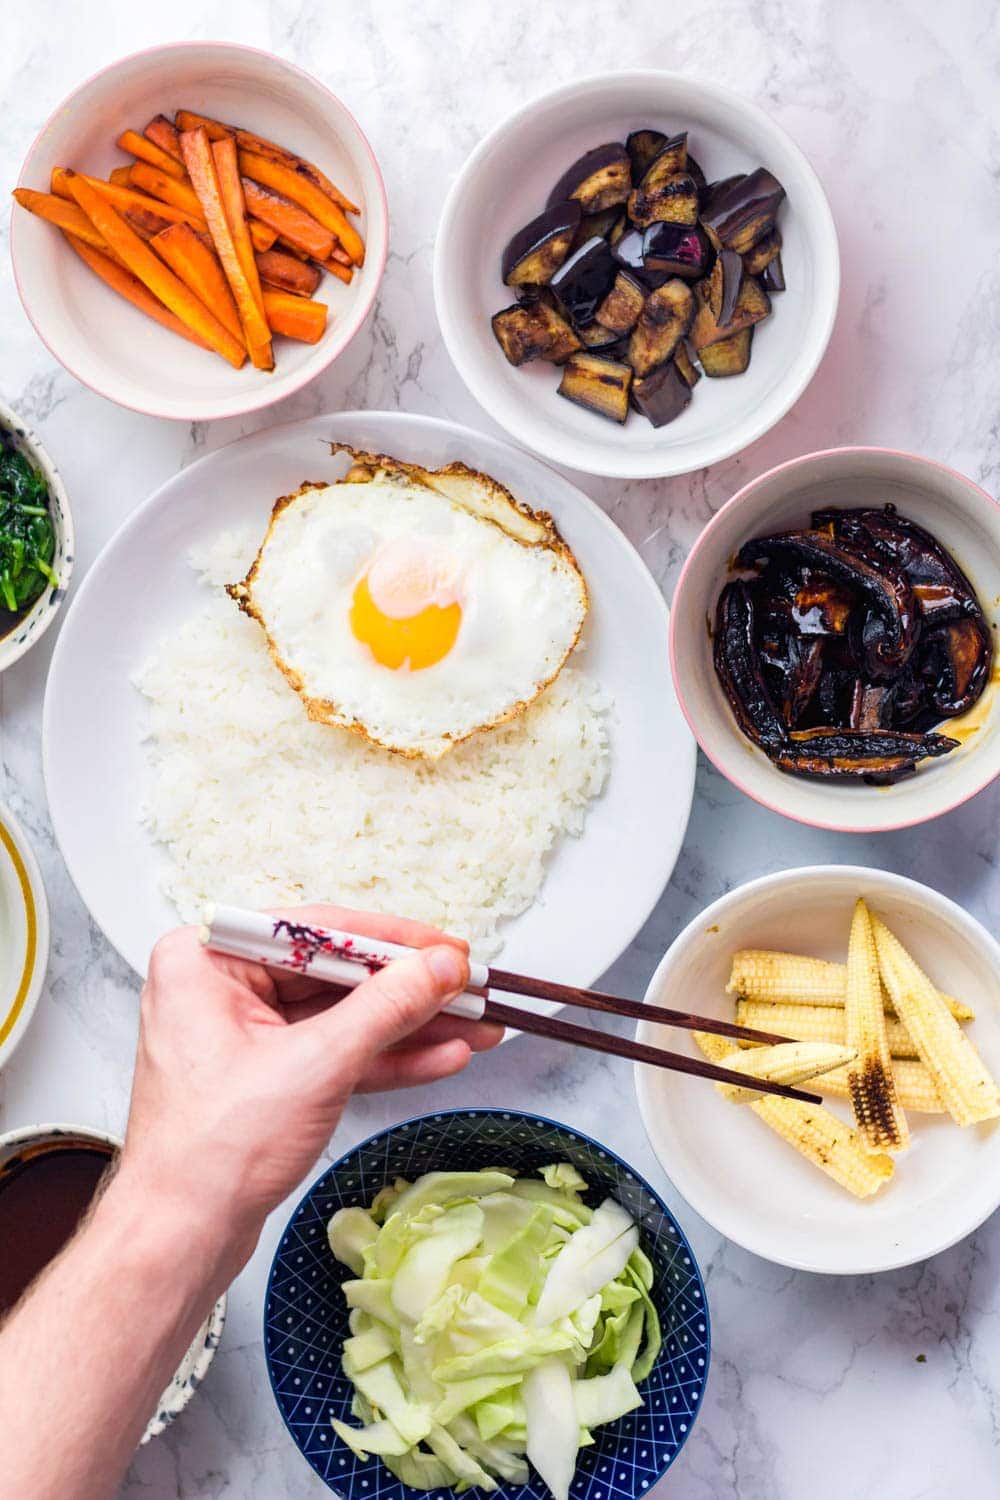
{"left": 557, "top": 352, "right": 632, "bottom": 424}
{"left": 685, "top": 152, "right": 709, "bottom": 203}
{"left": 742, "top": 227, "right": 782, "bottom": 276}
{"left": 700, "top": 167, "right": 785, "bottom": 253}
{"left": 701, "top": 173, "right": 746, "bottom": 218}
{"left": 639, "top": 133, "right": 689, "bottom": 190}
{"left": 673, "top": 341, "right": 701, "bottom": 387}
{"left": 612, "top": 227, "right": 670, "bottom": 288}
{"left": 700, "top": 326, "right": 753, "bottom": 376}
{"left": 628, "top": 172, "right": 700, "bottom": 228}
{"left": 572, "top": 205, "right": 621, "bottom": 251}
{"left": 501, "top": 200, "right": 582, "bottom": 286}
{"left": 700, "top": 248, "right": 743, "bottom": 325}
{"left": 550, "top": 236, "right": 618, "bottom": 327}
{"left": 762, "top": 253, "right": 786, "bottom": 292}
{"left": 491, "top": 301, "right": 582, "bottom": 366}
{"left": 547, "top": 142, "right": 631, "bottom": 213}
{"left": 641, "top": 221, "right": 713, "bottom": 279}
{"left": 627, "top": 279, "right": 695, "bottom": 377}
{"left": 594, "top": 271, "right": 646, "bottom": 334}
{"left": 631, "top": 360, "right": 692, "bottom": 427}
{"left": 626, "top": 128, "right": 667, "bottom": 184}
{"left": 579, "top": 320, "right": 628, "bottom": 352}
{"left": 690, "top": 272, "right": 770, "bottom": 350}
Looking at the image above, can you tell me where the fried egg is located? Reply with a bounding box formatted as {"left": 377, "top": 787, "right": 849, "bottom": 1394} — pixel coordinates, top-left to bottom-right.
{"left": 228, "top": 448, "right": 589, "bottom": 758}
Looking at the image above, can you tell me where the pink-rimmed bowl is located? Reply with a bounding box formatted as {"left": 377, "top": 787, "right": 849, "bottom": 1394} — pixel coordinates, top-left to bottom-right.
{"left": 670, "top": 447, "right": 1000, "bottom": 832}
{"left": 11, "top": 42, "right": 388, "bottom": 423}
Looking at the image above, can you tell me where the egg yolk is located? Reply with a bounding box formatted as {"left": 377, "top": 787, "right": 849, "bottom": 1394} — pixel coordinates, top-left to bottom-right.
{"left": 350, "top": 574, "right": 462, "bottom": 670}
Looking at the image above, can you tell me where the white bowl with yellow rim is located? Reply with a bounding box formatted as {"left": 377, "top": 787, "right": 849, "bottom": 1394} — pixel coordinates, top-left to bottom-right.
{"left": 0, "top": 803, "right": 49, "bottom": 1068}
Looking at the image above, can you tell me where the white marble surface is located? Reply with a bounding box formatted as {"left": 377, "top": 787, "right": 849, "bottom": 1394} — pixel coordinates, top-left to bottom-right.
{"left": 2, "top": 3, "right": 999, "bottom": 1496}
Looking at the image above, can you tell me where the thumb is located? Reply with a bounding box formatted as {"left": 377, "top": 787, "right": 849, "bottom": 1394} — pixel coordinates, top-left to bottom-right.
{"left": 302, "top": 943, "right": 470, "bottom": 1076}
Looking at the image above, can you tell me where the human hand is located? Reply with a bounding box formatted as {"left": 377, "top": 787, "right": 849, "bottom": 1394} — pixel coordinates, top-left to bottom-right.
{"left": 114, "top": 905, "right": 502, "bottom": 1282}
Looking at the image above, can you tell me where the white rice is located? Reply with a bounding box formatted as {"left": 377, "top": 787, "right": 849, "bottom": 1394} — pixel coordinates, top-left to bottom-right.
{"left": 134, "top": 531, "right": 609, "bottom": 958}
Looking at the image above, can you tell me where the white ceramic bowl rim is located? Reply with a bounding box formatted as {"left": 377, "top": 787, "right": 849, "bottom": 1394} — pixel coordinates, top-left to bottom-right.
{"left": 434, "top": 67, "right": 840, "bottom": 479}
{"left": 669, "top": 444, "right": 1000, "bottom": 832}
{"left": 11, "top": 40, "right": 389, "bottom": 423}
{"left": 0, "top": 400, "right": 75, "bottom": 672}
{"left": 637, "top": 863, "right": 1000, "bottom": 1274}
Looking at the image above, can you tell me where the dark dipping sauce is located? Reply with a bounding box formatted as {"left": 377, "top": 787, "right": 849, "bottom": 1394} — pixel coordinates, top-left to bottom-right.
{"left": 0, "top": 1144, "right": 113, "bottom": 1314}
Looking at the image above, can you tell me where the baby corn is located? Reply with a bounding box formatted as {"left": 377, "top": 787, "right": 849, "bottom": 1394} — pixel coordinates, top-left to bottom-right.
{"left": 845, "top": 900, "right": 909, "bottom": 1153}
{"left": 735, "top": 1002, "right": 918, "bottom": 1059}
{"left": 727, "top": 950, "right": 972, "bottom": 1020}
{"left": 873, "top": 917, "right": 1000, "bottom": 1128}
{"left": 818, "top": 1059, "right": 945, "bottom": 1114}
{"left": 714, "top": 1040, "right": 856, "bottom": 1104}
{"left": 694, "top": 1032, "right": 894, "bottom": 1199}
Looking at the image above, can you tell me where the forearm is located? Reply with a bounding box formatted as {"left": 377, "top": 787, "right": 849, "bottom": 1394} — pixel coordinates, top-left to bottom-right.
{"left": 0, "top": 1168, "right": 255, "bottom": 1500}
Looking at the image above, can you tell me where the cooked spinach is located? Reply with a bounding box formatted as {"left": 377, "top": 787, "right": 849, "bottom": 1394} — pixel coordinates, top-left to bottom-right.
{"left": 0, "top": 435, "right": 57, "bottom": 617}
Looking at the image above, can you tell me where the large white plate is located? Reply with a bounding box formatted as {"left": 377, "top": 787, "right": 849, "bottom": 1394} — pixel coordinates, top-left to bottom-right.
{"left": 43, "top": 411, "right": 695, "bottom": 988}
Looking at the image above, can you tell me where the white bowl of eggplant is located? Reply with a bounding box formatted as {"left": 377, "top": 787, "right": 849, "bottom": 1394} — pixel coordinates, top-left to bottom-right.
{"left": 434, "top": 71, "right": 839, "bottom": 479}
{"left": 669, "top": 447, "right": 1000, "bottom": 832}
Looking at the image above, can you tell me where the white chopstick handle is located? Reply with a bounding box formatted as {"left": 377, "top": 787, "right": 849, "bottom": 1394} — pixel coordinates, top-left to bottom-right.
{"left": 199, "top": 905, "right": 488, "bottom": 1022}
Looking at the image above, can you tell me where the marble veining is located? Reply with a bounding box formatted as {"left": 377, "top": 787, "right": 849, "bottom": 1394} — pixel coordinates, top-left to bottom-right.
{"left": 2, "top": 2, "right": 999, "bottom": 1497}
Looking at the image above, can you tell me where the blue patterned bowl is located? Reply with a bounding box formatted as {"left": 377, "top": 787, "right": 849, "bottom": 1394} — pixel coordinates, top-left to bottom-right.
{"left": 264, "top": 1108, "right": 710, "bottom": 1499}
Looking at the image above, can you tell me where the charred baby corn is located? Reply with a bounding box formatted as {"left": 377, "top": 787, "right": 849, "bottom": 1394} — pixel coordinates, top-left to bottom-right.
{"left": 694, "top": 1031, "right": 894, "bottom": 1199}
{"left": 714, "top": 1040, "right": 855, "bottom": 1104}
{"left": 727, "top": 950, "right": 972, "bottom": 1020}
{"left": 845, "top": 900, "right": 910, "bottom": 1153}
{"left": 872, "top": 917, "right": 1000, "bottom": 1128}
{"left": 817, "top": 1059, "right": 944, "bottom": 1114}
{"left": 735, "top": 1002, "right": 919, "bottom": 1059}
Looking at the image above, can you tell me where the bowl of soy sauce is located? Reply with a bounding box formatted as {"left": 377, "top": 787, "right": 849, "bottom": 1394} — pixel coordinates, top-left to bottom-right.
{"left": 0, "top": 399, "right": 74, "bottom": 674}
{"left": 0, "top": 1123, "right": 226, "bottom": 1439}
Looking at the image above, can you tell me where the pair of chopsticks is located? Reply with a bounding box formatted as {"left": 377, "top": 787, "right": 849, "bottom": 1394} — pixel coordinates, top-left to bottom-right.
{"left": 200, "top": 905, "right": 820, "bottom": 1105}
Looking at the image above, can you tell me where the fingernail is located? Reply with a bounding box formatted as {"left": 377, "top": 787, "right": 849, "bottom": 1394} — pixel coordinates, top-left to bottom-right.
{"left": 425, "top": 946, "right": 467, "bottom": 991}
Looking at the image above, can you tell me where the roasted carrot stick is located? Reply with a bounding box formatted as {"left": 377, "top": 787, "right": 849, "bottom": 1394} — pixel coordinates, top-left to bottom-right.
{"left": 50, "top": 167, "right": 204, "bottom": 229}
{"left": 240, "top": 177, "right": 333, "bottom": 261}
{"left": 179, "top": 128, "right": 272, "bottom": 369}
{"left": 128, "top": 161, "right": 207, "bottom": 222}
{"left": 62, "top": 233, "right": 211, "bottom": 350}
{"left": 211, "top": 135, "right": 272, "bottom": 367}
{"left": 254, "top": 248, "right": 322, "bottom": 297}
{"left": 261, "top": 289, "right": 328, "bottom": 343}
{"left": 249, "top": 219, "right": 278, "bottom": 252}
{"left": 12, "top": 188, "right": 111, "bottom": 251}
{"left": 174, "top": 108, "right": 360, "bottom": 215}
{"left": 318, "top": 256, "right": 354, "bottom": 285}
{"left": 108, "top": 166, "right": 133, "bottom": 187}
{"left": 151, "top": 223, "right": 247, "bottom": 347}
{"left": 143, "top": 114, "right": 184, "bottom": 164}
{"left": 62, "top": 171, "right": 245, "bottom": 367}
{"left": 327, "top": 242, "right": 352, "bottom": 266}
{"left": 117, "top": 129, "right": 186, "bottom": 180}
{"left": 238, "top": 150, "right": 363, "bottom": 264}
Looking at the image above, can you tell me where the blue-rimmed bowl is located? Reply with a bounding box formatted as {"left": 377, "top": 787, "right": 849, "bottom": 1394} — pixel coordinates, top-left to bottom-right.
{"left": 264, "top": 1108, "right": 710, "bottom": 1498}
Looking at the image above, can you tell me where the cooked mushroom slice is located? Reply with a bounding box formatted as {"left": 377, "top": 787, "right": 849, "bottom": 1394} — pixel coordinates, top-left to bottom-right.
{"left": 631, "top": 360, "right": 693, "bottom": 427}
{"left": 791, "top": 576, "right": 855, "bottom": 635}
{"left": 691, "top": 272, "right": 770, "bottom": 350}
{"left": 626, "top": 128, "right": 667, "bottom": 184}
{"left": 742, "top": 227, "right": 783, "bottom": 276}
{"left": 699, "top": 326, "right": 753, "bottom": 376}
{"left": 673, "top": 342, "right": 701, "bottom": 387}
{"left": 762, "top": 255, "right": 786, "bottom": 292}
{"left": 777, "top": 728, "right": 958, "bottom": 784}
{"left": 501, "top": 200, "right": 583, "bottom": 286}
{"left": 628, "top": 172, "right": 700, "bottom": 228}
{"left": 737, "top": 531, "right": 919, "bottom": 678}
{"left": 713, "top": 580, "right": 789, "bottom": 753}
{"left": 918, "top": 616, "right": 993, "bottom": 717}
{"left": 627, "top": 279, "right": 695, "bottom": 377}
{"left": 641, "top": 221, "right": 713, "bottom": 279}
{"left": 851, "top": 683, "right": 895, "bottom": 732}
{"left": 757, "top": 613, "right": 825, "bottom": 726}
{"left": 638, "top": 133, "right": 689, "bottom": 190}
{"left": 550, "top": 236, "right": 618, "bottom": 327}
{"left": 594, "top": 271, "right": 646, "bottom": 334}
{"left": 491, "top": 300, "right": 582, "bottom": 366}
{"left": 700, "top": 167, "right": 786, "bottom": 253}
{"left": 547, "top": 142, "right": 631, "bottom": 213}
{"left": 813, "top": 505, "right": 983, "bottom": 623}
{"left": 612, "top": 227, "right": 670, "bottom": 288}
{"left": 557, "top": 351, "right": 632, "bottom": 423}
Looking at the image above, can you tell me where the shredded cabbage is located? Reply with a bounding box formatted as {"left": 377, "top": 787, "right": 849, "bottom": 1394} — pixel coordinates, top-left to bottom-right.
{"left": 327, "top": 1165, "right": 661, "bottom": 1498}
